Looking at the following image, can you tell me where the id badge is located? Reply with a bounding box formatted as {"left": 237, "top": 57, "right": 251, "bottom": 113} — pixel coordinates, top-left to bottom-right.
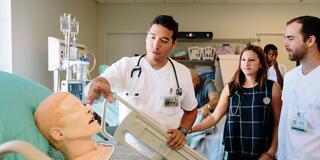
{"left": 291, "top": 112, "right": 308, "bottom": 132}
{"left": 164, "top": 96, "right": 179, "bottom": 107}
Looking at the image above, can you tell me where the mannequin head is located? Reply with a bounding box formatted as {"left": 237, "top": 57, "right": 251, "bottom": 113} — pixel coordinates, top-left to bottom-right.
{"left": 190, "top": 68, "right": 200, "bottom": 88}
{"left": 34, "top": 92, "right": 100, "bottom": 150}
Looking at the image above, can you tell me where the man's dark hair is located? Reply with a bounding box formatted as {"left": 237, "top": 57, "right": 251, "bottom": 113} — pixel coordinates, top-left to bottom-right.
{"left": 287, "top": 15, "right": 320, "bottom": 50}
{"left": 150, "top": 15, "right": 179, "bottom": 42}
{"left": 264, "top": 44, "right": 278, "bottom": 54}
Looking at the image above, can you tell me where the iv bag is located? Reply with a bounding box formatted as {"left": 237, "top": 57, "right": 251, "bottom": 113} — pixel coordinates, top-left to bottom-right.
{"left": 60, "top": 14, "right": 70, "bottom": 32}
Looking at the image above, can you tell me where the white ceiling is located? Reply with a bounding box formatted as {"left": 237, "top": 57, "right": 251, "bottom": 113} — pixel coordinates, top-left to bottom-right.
{"left": 96, "top": 0, "right": 320, "bottom": 4}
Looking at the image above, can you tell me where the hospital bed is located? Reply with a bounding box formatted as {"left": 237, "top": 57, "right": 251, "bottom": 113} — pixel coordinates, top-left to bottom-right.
{"left": 0, "top": 141, "right": 51, "bottom": 160}
{"left": 0, "top": 71, "right": 204, "bottom": 160}
{"left": 0, "top": 71, "right": 52, "bottom": 160}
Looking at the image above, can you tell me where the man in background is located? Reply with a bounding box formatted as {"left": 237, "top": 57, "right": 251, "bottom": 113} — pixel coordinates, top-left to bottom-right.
{"left": 264, "top": 44, "right": 287, "bottom": 88}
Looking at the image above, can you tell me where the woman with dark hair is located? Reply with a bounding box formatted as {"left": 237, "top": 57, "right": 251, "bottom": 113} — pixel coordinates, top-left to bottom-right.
{"left": 191, "top": 45, "right": 282, "bottom": 160}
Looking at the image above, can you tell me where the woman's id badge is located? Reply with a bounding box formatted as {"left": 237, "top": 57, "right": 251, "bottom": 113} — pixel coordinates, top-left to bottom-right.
{"left": 291, "top": 112, "right": 308, "bottom": 132}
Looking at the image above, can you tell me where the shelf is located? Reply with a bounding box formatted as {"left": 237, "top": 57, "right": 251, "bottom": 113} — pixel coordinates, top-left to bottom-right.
{"left": 178, "top": 38, "right": 258, "bottom": 43}
{"left": 177, "top": 38, "right": 212, "bottom": 42}
{"left": 174, "top": 38, "right": 257, "bottom": 70}
{"left": 177, "top": 60, "right": 215, "bottom": 69}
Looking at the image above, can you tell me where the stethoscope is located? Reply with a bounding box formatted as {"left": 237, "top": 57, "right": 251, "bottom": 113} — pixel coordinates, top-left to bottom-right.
{"left": 229, "top": 84, "right": 271, "bottom": 116}
{"left": 127, "top": 54, "right": 182, "bottom": 96}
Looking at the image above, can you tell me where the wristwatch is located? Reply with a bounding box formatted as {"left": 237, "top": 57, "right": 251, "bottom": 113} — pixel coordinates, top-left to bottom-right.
{"left": 177, "top": 126, "right": 189, "bottom": 136}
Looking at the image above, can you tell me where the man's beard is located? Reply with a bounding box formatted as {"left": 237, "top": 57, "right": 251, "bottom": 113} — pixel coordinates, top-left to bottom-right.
{"left": 288, "top": 45, "right": 308, "bottom": 61}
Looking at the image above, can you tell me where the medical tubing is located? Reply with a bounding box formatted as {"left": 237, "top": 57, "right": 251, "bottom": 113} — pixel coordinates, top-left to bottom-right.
{"left": 86, "top": 50, "right": 96, "bottom": 73}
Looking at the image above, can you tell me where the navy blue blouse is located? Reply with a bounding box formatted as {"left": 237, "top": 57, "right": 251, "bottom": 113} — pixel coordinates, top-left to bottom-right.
{"left": 223, "top": 80, "right": 274, "bottom": 159}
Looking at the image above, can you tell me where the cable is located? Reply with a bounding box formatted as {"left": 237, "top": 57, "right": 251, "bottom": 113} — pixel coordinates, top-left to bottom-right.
{"left": 85, "top": 50, "right": 96, "bottom": 80}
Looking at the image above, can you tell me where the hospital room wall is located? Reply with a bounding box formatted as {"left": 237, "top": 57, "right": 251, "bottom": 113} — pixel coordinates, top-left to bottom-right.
{"left": 0, "top": 0, "right": 12, "bottom": 73}
{"left": 10, "top": 0, "right": 100, "bottom": 88}
{"left": 98, "top": 3, "right": 320, "bottom": 71}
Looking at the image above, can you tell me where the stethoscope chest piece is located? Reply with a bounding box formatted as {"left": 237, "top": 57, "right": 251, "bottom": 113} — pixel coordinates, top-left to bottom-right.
{"left": 263, "top": 97, "right": 271, "bottom": 105}
{"left": 176, "top": 88, "right": 183, "bottom": 96}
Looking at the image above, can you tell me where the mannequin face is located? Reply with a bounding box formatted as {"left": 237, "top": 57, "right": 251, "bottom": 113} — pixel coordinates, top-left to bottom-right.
{"left": 58, "top": 94, "right": 100, "bottom": 140}
{"left": 190, "top": 69, "right": 200, "bottom": 88}
{"left": 191, "top": 74, "right": 200, "bottom": 88}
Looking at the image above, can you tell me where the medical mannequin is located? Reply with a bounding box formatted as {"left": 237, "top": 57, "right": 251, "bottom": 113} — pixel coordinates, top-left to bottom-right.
{"left": 34, "top": 92, "right": 148, "bottom": 160}
{"left": 188, "top": 69, "right": 225, "bottom": 159}
{"left": 190, "top": 68, "right": 218, "bottom": 115}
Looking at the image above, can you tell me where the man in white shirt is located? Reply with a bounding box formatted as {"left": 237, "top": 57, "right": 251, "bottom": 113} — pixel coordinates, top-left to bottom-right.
{"left": 278, "top": 15, "right": 320, "bottom": 160}
{"left": 264, "top": 44, "right": 287, "bottom": 89}
{"left": 84, "top": 15, "right": 197, "bottom": 157}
